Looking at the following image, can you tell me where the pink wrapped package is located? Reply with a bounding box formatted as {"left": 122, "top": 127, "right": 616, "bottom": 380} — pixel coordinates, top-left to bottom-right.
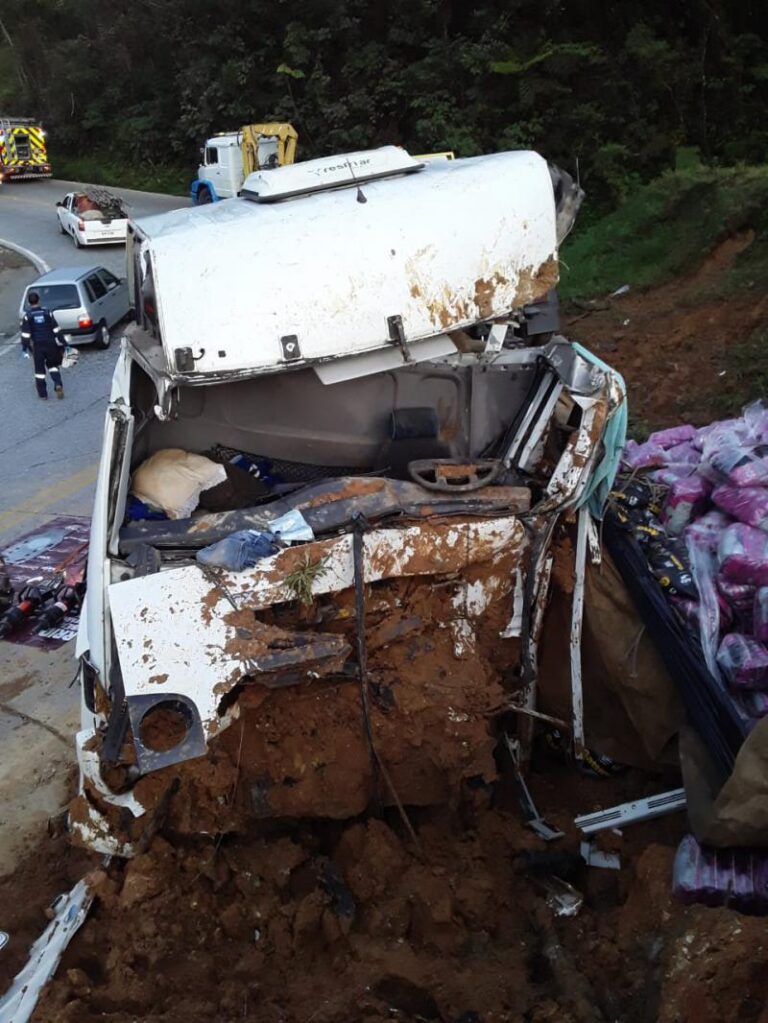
{"left": 664, "top": 441, "right": 701, "bottom": 465}
{"left": 661, "top": 475, "right": 712, "bottom": 535}
{"left": 717, "top": 577, "right": 756, "bottom": 611}
{"left": 622, "top": 439, "right": 667, "bottom": 470}
{"left": 694, "top": 417, "right": 743, "bottom": 453}
{"left": 685, "top": 510, "right": 731, "bottom": 552}
{"left": 699, "top": 445, "right": 764, "bottom": 485}
{"left": 712, "top": 486, "right": 768, "bottom": 531}
{"left": 649, "top": 424, "right": 697, "bottom": 449}
{"left": 718, "top": 523, "right": 768, "bottom": 587}
{"left": 742, "top": 401, "right": 768, "bottom": 445}
{"left": 729, "top": 449, "right": 768, "bottom": 487}
{"left": 707, "top": 446, "right": 768, "bottom": 488}
{"left": 754, "top": 588, "right": 768, "bottom": 644}
{"left": 716, "top": 633, "right": 768, "bottom": 691}
{"left": 698, "top": 417, "right": 750, "bottom": 456}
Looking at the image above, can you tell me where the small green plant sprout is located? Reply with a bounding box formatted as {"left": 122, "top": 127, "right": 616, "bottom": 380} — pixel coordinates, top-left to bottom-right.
{"left": 283, "top": 553, "right": 329, "bottom": 605}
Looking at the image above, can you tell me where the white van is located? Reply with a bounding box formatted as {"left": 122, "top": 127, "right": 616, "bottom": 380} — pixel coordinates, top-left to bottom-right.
{"left": 72, "top": 147, "right": 623, "bottom": 855}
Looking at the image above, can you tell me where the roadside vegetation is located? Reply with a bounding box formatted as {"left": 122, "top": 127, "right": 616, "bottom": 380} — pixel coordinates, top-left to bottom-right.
{"left": 563, "top": 161, "right": 768, "bottom": 429}
{"left": 560, "top": 161, "right": 768, "bottom": 301}
{"left": 2, "top": 2, "right": 768, "bottom": 210}
{"left": 54, "top": 155, "right": 188, "bottom": 197}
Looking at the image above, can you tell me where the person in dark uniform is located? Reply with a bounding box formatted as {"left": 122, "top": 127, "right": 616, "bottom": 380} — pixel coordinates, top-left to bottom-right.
{"left": 19, "top": 292, "right": 65, "bottom": 400}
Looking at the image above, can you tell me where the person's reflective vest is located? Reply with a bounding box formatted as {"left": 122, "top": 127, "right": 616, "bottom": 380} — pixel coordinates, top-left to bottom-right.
{"left": 20, "top": 307, "right": 61, "bottom": 351}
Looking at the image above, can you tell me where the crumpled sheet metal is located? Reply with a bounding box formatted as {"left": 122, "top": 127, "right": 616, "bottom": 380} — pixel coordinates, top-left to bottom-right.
{"left": 107, "top": 516, "right": 527, "bottom": 744}
{"left": 68, "top": 731, "right": 140, "bottom": 858}
{"left": 0, "top": 877, "right": 94, "bottom": 1023}
{"left": 536, "top": 382, "right": 616, "bottom": 514}
{"left": 118, "top": 476, "right": 531, "bottom": 555}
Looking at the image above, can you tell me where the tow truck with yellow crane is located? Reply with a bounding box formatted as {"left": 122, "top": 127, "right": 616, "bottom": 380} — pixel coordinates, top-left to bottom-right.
{"left": 190, "top": 121, "right": 456, "bottom": 204}
{"left": 191, "top": 122, "right": 298, "bottom": 204}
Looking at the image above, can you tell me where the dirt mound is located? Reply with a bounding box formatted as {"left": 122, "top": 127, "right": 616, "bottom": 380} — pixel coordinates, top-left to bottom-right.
{"left": 13, "top": 768, "right": 767, "bottom": 1023}
{"left": 34, "top": 809, "right": 541, "bottom": 1023}
{"left": 567, "top": 231, "right": 768, "bottom": 432}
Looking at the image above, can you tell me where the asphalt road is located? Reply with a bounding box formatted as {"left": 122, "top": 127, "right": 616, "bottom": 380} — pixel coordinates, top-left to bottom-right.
{"left": 0, "top": 178, "right": 189, "bottom": 545}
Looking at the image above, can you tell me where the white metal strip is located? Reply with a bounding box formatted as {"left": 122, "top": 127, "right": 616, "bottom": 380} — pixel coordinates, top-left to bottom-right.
{"left": 570, "top": 506, "right": 589, "bottom": 757}
{"left": 517, "top": 382, "right": 564, "bottom": 471}
{"left": 575, "top": 788, "right": 687, "bottom": 835}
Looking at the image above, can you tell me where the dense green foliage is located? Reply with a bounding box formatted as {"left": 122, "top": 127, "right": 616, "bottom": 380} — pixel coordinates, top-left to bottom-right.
{"left": 560, "top": 163, "right": 768, "bottom": 299}
{"left": 54, "top": 154, "right": 189, "bottom": 196}
{"left": 2, "top": 1, "right": 768, "bottom": 201}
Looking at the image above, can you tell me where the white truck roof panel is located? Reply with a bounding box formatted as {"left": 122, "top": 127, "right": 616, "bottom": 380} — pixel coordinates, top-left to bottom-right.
{"left": 241, "top": 145, "right": 423, "bottom": 201}
{"left": 132, "top": 149, "right": 559, "bottom": 379}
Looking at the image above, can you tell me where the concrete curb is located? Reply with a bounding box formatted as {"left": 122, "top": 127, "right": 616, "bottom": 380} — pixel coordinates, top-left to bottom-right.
{"left": 0, "top": 237, "right": 51, "bottom": 274}
{"left": 0, "top": 238, "right": 50, "bottom": 349}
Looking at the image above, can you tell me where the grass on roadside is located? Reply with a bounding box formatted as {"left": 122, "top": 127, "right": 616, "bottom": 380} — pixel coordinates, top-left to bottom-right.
{"left": 560, "top": 164, "right": 768, "bottom": 301}
{"left": 54, "top": 154, "right": 189, "bottom": 197}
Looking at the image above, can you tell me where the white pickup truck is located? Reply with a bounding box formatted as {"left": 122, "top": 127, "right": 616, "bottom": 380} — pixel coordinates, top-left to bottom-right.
{"left": 55, "top": 188, "right": 129, "bottom": 247}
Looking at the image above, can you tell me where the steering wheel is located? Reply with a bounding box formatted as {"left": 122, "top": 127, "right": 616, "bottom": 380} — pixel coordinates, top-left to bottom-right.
{"left": 407, "top": 458, "right": 501, "bottom": 493}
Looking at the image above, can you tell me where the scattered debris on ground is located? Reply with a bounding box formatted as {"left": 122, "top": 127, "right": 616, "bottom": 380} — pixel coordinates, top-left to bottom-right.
{"left": 0, "top": 767, "right": 763, "bottom": 1023}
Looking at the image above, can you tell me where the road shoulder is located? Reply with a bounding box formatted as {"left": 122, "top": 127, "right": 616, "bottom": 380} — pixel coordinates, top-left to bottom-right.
{"left": 0, "top": 244, "right": 39, "bottom": 342}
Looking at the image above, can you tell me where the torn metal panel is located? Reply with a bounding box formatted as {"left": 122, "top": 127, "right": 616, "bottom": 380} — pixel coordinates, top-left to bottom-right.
{"left": 540, "top": 338, "right": 603, "bottom": 395}
{"left": 580, "top": 841, "right": 621, "bottom": 871}
{"left": 504, "top": 736, "right": 564, "bottom": 842}
{"left": 69, "top": 801, "right": 136, "bottom": 859}
{"left": 76, "top": 729, "right": 145, "bottom": 817}
{"left": 367, "top": 613, "right": 424, "bottom": 650}
{"left": 537, "top": 394, "right": 609, "bottom": 512}
{"left": 118, "top": 477, "right": 531, "bottom": 557}
{"left": 570, "top": 507, "right": 590, "bottom": 759}
{"left": 517, "top": 517, "right": 558, "bottom": 766}
{"left": 516, "top": 382, "right": 564, "bottom": 473}
{"left": 502, "top": 370, "right": 562, "bottom": 471}
{"left": 531, "top": 554, "right": 554, "bottom": 645}
{"left": 108, "top": 517, "right": 527, "bottom": 747}
{"left": 0, "top": 877, "right": 95, "bottom": 1023}
{"left": 586, "top": 515, "right": 602, "bottom": 564}
{"left": 500, "top": 568, "right": 525, "bottom": 639}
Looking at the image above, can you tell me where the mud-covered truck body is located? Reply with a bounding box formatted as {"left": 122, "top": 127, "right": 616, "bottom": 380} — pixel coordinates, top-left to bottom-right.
{"left": 71, "top": 147, "right": 622, "bottom": 856}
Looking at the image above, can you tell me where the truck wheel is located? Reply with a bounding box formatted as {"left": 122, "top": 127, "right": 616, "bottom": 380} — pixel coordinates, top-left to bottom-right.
{"left": 59, "top": 221, "right": 66, "bottom": 235}
{"left": 96, "top": 322, "right": 111, "bottom": 349}
{"left": 196, "top": 186, "right": 212, "bottom": 205}
{"left": 73, "top": 230, "right": 81, "bottom": 248}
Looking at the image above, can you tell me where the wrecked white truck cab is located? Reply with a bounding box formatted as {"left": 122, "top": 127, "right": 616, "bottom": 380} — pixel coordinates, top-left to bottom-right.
{"left": 72, "top": 146, "right": 623, "bottom": 856}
